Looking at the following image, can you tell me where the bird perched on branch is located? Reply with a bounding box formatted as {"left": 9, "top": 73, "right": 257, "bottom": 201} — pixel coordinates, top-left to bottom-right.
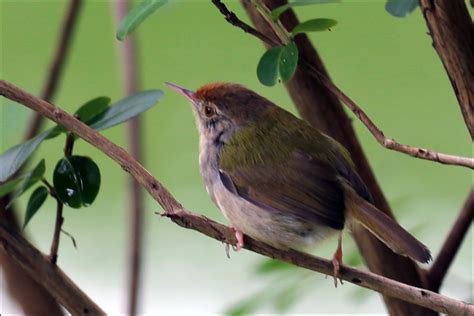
{"left": 167, "top": 82, "right": 431, "bottom": 282}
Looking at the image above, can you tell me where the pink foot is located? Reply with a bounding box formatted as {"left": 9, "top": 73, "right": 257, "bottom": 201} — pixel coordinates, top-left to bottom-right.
{"left": 233, "top": 227, "right": 245, "bottom": 251}
{"left": 331, "top": 234, "right": 344, "bottom": 287}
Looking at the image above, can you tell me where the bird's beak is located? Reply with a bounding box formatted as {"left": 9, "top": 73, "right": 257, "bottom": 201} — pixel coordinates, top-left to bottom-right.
{"left": 165, "top": 82, "right": 197, "bottom": 105}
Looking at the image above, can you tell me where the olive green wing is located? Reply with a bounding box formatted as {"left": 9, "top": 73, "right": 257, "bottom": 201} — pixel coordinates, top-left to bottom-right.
{"left": 219, "top": 150, "right": 346, "bottom": 230}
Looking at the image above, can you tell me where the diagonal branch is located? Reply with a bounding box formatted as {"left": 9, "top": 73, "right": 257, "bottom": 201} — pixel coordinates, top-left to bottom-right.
{"left": 0, "top": 220, "right": 105, "bottom": 315}
{"left": 112, "top": 1, "right": 145, "bottom": 315}
{"left": 428, "top": 190, "right": 474, "bottom": 292}
{"left": 210, "top": 0, "right": 473, "bottom": 169}
{"left": 419, "top": 0, "right": 474, "bottom": 139}
{"left": 1, "top": 80, "right": 473, "bottom": 315}
{"left": 24, "top": 0, "right": 82, "bottom": 140}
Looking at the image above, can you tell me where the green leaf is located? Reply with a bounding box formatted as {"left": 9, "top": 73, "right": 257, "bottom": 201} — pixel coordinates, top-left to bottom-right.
{"left": 7, "top": 159, "right": 46, "bottom": 207}
{"left": 292, "top": 18, "right": 337, "bottom": 36}
{"left": 0, "top": 130, "right": 52, "bottom": 182}
{"left": 385, "top": 0, "right": 418, "bottom": 17}
{"left": 257, "top": 46, "right": 284, "bottom": 86}
{"left": 116, "top": 0, "right": 167, "bottom": 41}
{"left": 46, "top": 97, "right": 111, "bottom": 138}
{"left": 257, "top": 42, "right": 299, "bottom": 86}
{"left": 74, "top": 96, "right": 111, "bottom": 123}
{"left": 23, "top": 186, "right": 48, "bottom": 229}
{"left": 53, "top": 156, "right": 101, "bottom": 208}
{"left": 279, "top": 41, "right": 299, "bottom": 83}
{"left": 0, "top": 177, "right": 24, "bottom": 198}
{"left": 271, "top": 0, "right": 340, "bottom": 21}
{"left": 255, "top": 259, "right": 294, "bottom": 275}
{"left": 90, "top": 90, "right": 163, "bottom": 131}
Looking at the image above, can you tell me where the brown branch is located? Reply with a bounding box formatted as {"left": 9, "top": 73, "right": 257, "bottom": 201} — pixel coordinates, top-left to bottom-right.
{"left": 0, "top": 220, "right": 105, "bottom": 315}
{"left": 419, "top": 0, "right": 474, "bottom": 139}
{"left": 211, "top": 0, "right": 279, "bottom": 46}
{"left": 0, "top": 1, "right": 82, "bottom": 314}
{"left": 311, "top": 67, "right": 474, "bottom": 169}
{"left": 428, "top": 190, "right": 474, "bottom": 292}
{"left": 49, "top": 198, "right": 64, "bottom": 265}
{"left": 241, "top": 1, "right": 434, "bottom": 315}
{"left": 113, "top": 1, "right": 144, "bottom": 315}
{"left": 2, "top": 80, "right": 473, "bottom": 315}
{"left": 166, "top": 210, "right": 472, "bottom": 316}
{"left": 49, "top": 132, "right": 75, "bottom": 264}
{"left": 209, "top": 0, "right": 473, "bottom": 169}
{"left": 24, "top": 0, "right": 82, "bottom": 140}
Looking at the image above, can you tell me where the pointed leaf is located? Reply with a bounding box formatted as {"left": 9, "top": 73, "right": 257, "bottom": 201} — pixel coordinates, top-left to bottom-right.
{"left": 385, "top": 0, "right": 418, "bottom": 17}
{"left": 116, "top": 0, "right": 167, "bottom": 41}
{"left": 23, "top": 186, "right": 48, "bottom": 229}
{"left": 257, "top": 46, "right": 284, "bottom": 86}
{"left": 0, "top": 130, "right": 52, "bottom": 182}
{"left": 90, "top": 90, "right": 163, "bottom": 131}
{"left": 53, "top": 156, "right": 101, "bottom": 208}
{"left": 7, "top": 159, "right": 46, "bottom": 207}
{"left": 271, "top": 0, "right": 340, "bottom": 21}
{"left": 0, "top": 177, "right": 24, "bottom": 198}
{"left": 53, "top": 157, "right": 82, "bottom": 208}
{"left": 279, "top": 41, "right": 299, "bottom": 83}
{"left": 68, "top": 156, "right": 101, "bottom": 206}
{"left": 47, "top": 97, "right": 111, "bottom": 138}
{"left": 74, "top": 96, "right": 111, "bottom": 123}
{"left": 292, "top": 18, "right": 337, "bottom": 36}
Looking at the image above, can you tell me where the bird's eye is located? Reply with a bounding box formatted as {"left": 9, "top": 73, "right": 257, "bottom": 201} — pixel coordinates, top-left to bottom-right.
{"left": 204, "top": 106, "right": 215, "bottom": 117}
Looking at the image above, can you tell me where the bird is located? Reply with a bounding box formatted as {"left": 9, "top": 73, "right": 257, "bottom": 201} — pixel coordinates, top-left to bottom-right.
{"left": 166, "top": 82, "right": 431, "bottom": 282}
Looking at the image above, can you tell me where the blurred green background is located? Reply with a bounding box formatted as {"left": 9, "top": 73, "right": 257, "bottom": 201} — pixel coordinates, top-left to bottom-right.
{"left": 1, "top": 0, "right": 472, "bottom": 314}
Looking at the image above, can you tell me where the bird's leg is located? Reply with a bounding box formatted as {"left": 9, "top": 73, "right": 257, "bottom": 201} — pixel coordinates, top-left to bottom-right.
{"left": 232, "top": 227, "right": 245, "bottom": 251}
{"left": 331, "top": 233, "right": 344, "bottom": 287}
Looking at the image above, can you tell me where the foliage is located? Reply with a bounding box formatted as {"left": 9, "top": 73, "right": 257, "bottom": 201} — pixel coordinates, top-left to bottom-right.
{"left": 385, "top": 0, "right": 418, "bottom": 17}
{"left": 117, "top": 0, "right": 168, "bottom": 41}
{"left": 0, "top": 91, "right": 163, "bottom": 229}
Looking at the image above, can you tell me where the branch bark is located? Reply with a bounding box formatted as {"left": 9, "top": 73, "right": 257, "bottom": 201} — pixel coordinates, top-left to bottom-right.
{"left": 0, "top": 1, "right": 82, "bottom": 314}
{"left": 240, "top": 1, "right": 434, "bottom": 315}
{"left": 428, "top": 190, "right": 474, "bottom": 292}
{"left": 1, "top": 80, "right": 472, "bottom": 315}
{"left": 0, "top": 220, "right": 105, "bottom": 315}
{"left": 112, "top": 1, "right": 144, "bottom": 315}
{"left": 419, "top": 0, "right": 474, "bottom": 139}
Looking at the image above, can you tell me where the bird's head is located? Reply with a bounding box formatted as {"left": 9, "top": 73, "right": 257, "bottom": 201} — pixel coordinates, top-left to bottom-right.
{"left": 166, "top": 82, "right": 273, "bottom": 145}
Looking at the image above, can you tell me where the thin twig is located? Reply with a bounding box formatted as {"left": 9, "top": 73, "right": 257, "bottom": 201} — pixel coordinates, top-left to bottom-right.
{"left": 428, "top": 190, "right": 474, "bottom": 292}
{"left": 210, "top": 0, "right": 474, "bottom": 169}
{"left": 49, "top": 200, "right": 64, "bottom": 265}
{"left": 24, "top": 0, "right": 82, "bottom": 141}
{"left": 211, "top": 0, "right": 279, "bottom": 46}
{"left": 61, "top": 228, "right": 78, "bottom": 249}
{"left": 112, "top": 1, "right": 144, "bottom": 315}
{"left": 49, "top": 132, "right": 74, "bottom": 264}
{"left": 1, "top": 80, "right": 472, "bottom": 315}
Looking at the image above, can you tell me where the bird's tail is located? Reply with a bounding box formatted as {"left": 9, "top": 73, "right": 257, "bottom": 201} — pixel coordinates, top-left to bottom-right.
{"left": 344, "top": 187, "right": 431, "bottom": 263}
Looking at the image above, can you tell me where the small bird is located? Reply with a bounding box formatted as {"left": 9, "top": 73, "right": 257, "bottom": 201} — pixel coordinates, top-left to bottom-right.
{"left": 167, "top": 82, "right": 431, "bottom": 281}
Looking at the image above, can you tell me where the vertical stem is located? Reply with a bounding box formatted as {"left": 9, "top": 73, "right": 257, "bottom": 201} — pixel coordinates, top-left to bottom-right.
{"left": 428, "top": 191, "right": 474, "bottom": 291}
{"left": 49, "top": 201, "right": 64, "bottom": 265}
{"left": 24, "top": 0, "right": 83, "bottom": 141}
{"left": 113, "top": 1, "right": 144, "bottom": 315}
{"left": 49, "top": 132, "right": 74, "bottom": 264}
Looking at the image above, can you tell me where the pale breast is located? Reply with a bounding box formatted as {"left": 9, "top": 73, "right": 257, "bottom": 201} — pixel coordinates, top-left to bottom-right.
{"left": 199, "top": 138, "right": 337, "bottom": 250}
